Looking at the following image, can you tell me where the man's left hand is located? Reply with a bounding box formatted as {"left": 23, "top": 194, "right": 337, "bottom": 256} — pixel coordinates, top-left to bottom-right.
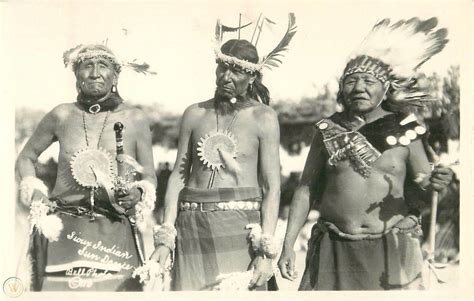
{"left": 116, "top": 187, "right": 141, "bottom": 209}
{"left": 430, "top": 166, "right": 453, "bottom": 192}
{"left": 248, "top": 255, "right": 274, "bottom": 290}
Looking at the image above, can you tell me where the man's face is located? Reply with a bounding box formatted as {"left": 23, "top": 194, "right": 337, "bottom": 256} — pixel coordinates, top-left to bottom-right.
{"left": 215, "top": 61, "right": 255, "bottom": 100}
{"left": 342, "top": 72, "right": 387, "bottom": 114}
{"left": 76, "top": 58, "right": 116, "bottom": 100}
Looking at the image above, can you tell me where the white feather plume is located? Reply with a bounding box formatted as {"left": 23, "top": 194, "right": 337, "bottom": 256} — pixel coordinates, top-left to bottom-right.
{"left": 349, "top": 17, "right": 448, "bottom": 78}
{"left": 39, "top": 214, "right": 64, "bottom": 242}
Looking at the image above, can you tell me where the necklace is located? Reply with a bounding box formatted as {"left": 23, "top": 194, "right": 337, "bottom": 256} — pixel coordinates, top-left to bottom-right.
{"left": 216, "top": 110, "right": 238, "bottom": 132}
{"left": 197, "top": 109, "right": 239, "bottom": 188}
{"left": 82, "top": 111, "right": 110, "bottom": 148}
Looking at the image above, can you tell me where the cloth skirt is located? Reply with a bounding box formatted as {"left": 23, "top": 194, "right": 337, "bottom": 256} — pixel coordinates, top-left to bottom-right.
{"left": 172, "top": 186, "right": 272, "bottom": 291}
{"left": 299, "top": 219, "right": 424, "bottom": 290}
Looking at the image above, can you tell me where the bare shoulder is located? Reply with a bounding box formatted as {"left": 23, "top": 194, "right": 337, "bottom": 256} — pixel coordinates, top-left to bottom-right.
{"left": 47, "top": 102, "right": 77, "bottom": 121}
{"left": 183, "top": 100, "right": 211, "bottom": 120}
{"left": 251, "top": 103, "right": 278, "bottom": 128}
{"left": 119, "top": 103, "right": 151, "bottom": 124}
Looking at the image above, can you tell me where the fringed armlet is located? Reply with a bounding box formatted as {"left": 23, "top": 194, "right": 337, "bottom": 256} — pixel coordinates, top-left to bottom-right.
{"left": 19, "top": 176, "right": 49, "bottom": 206}
{"left": 245, "top": 223, "right": 279, "bottom": 259}
{"left": 153, "top": 223, "right": 177, "bottom": 251}
{"left": 128, "top": 180, "right": 156, "bottom": 232}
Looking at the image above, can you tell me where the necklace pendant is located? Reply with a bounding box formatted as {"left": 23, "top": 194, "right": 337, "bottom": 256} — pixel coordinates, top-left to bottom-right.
{"left": 89, "top": 104, "right": 101, "bottom": 114}
{"left": 70, "top": 147, "right": 115, "bottom": 188}
{"left": 230, "top": 97, "right": 237, "bottom": 104}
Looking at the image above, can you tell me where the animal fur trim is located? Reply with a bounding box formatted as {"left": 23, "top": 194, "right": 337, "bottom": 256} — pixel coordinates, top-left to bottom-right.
{"left": 153, "top": 223, "right": 177, "bottom": 251}
{"left": 29, "top": 200, "right": 63, "bottom": 241}
{"left": 245, "top": 223, "right": 278, "bottom": 259}
{"left": 19, "top": 176, "right": 48, "bottom": 206}
{"left": 128, "top": 180, "right": 156, "bottom": 232}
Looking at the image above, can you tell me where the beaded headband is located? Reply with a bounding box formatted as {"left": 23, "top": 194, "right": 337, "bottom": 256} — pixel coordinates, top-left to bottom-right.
{"left": 63, "top": 44, "right": 156, "bottom": 75}
{"left": 73, "top": 49, "right": 122, "bottom": 74}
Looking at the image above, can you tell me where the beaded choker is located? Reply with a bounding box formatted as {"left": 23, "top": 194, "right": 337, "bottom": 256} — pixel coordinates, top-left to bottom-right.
{"left": 77, "top": 92, "right": 123, "bottom": 114}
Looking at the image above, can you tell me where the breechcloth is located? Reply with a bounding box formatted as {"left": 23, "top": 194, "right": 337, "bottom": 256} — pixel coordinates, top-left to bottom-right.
{"left": 172, "top": 186, "right": 267, "bottom": 291}
{"left": 299, "top": 217, "right": 424, "bottom": 290}
{"left": 29, "top": 199, "right": 142, "bottom": 291}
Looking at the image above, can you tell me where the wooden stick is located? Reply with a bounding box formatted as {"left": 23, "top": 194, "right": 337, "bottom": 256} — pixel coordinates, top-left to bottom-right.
{"left": 427, "top": 189, "right": 438, "bottom": 287}
{"left": 238, "top": 13, "right": 241, "bottom": 39}
{"left": 251, "top": 13, "right": 262, "bottom": 44}
{"left": 429, "top": 191, "right": 438, "bottom": 259}
{"left": 255, "top": 18, "right": 265, "bottom": 47}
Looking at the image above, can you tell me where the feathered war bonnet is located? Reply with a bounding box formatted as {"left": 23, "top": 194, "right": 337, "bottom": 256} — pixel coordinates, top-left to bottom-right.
{"left": 337, "top": 17, "right": 449, "bottom": 112}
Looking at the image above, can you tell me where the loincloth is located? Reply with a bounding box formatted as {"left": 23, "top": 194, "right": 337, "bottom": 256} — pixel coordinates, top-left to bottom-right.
{"left": 299, "top": 216, "right": 424, "bottom": 290}
{"left": 173, "top": 186, "right": 269, "bottom": 291}
{"left": 29, "top": 198, "right": 142, "bottom": 291}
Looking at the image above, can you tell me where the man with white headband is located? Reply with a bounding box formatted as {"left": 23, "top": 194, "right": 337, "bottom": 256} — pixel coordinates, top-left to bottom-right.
{"left": 150, "top": 14, "right": 297, "bottom": 290}
{"left": 16, "top": 44, "right": 157, "bottom": 291}
{"left": 278, "top": 18, "right": 453, "bottom": 290}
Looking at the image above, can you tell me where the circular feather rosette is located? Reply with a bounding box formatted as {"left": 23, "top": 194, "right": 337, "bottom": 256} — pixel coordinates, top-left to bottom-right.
{"left": 197, "top": 131, "right": 237, "bottom": 170}
{"left": 70, "top": 148, "right": 115, "bottom": 188}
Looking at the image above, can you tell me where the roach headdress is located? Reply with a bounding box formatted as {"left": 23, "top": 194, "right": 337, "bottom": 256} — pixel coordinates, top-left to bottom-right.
{"left": 214, "top": 13, "right": 297, "bottom": 74}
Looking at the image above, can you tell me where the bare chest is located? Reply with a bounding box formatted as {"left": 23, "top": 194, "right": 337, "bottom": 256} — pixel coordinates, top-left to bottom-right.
{"left": 57, "top": 112, "right": 138, "bottom": 160}
{"left": 191, "top": 113, "right": 259, "bottom": 160}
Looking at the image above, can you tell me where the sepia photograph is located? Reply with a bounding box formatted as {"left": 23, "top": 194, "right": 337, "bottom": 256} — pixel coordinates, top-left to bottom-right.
{"left": 1, "top": 0, "right": 472, "bottom": 299}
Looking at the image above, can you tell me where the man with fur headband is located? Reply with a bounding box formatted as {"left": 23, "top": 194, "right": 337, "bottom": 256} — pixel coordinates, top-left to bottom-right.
{"left": 278, "top": 18, "right": 453, "bottom": 290}
{"left": 150, "top": 14, "right": 296, "bottom": 290}
{"left": 16, "top": 44, "right": 157, "bottom": 291}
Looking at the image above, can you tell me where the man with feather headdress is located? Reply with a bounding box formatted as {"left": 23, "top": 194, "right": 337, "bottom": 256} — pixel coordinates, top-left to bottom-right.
{"left": 15, "top": 44, "right": 157, "bottom": 291}
{"left": 278, "top": 18, "right": 453, "bottom": 290}
{"left": 150, "top": 14, "right": 296, "bottom": 290}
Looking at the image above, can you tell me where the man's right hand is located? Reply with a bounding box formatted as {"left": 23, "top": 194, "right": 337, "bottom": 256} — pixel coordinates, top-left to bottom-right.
{"left": 278, "top": 247, "right": 298, "bottom": 281}
{"left": 149, "top": 245, "right": 172, "bottom": 268}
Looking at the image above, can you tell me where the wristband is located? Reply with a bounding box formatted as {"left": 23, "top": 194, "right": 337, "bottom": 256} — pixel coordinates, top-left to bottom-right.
{"left": 153, "top": 222, "right": 177, "bottom": 251}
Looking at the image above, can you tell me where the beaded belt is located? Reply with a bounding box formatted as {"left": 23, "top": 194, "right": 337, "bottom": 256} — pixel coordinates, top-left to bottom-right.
{"left": 179, "top": 200, "right": 261, "bottom": 212}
